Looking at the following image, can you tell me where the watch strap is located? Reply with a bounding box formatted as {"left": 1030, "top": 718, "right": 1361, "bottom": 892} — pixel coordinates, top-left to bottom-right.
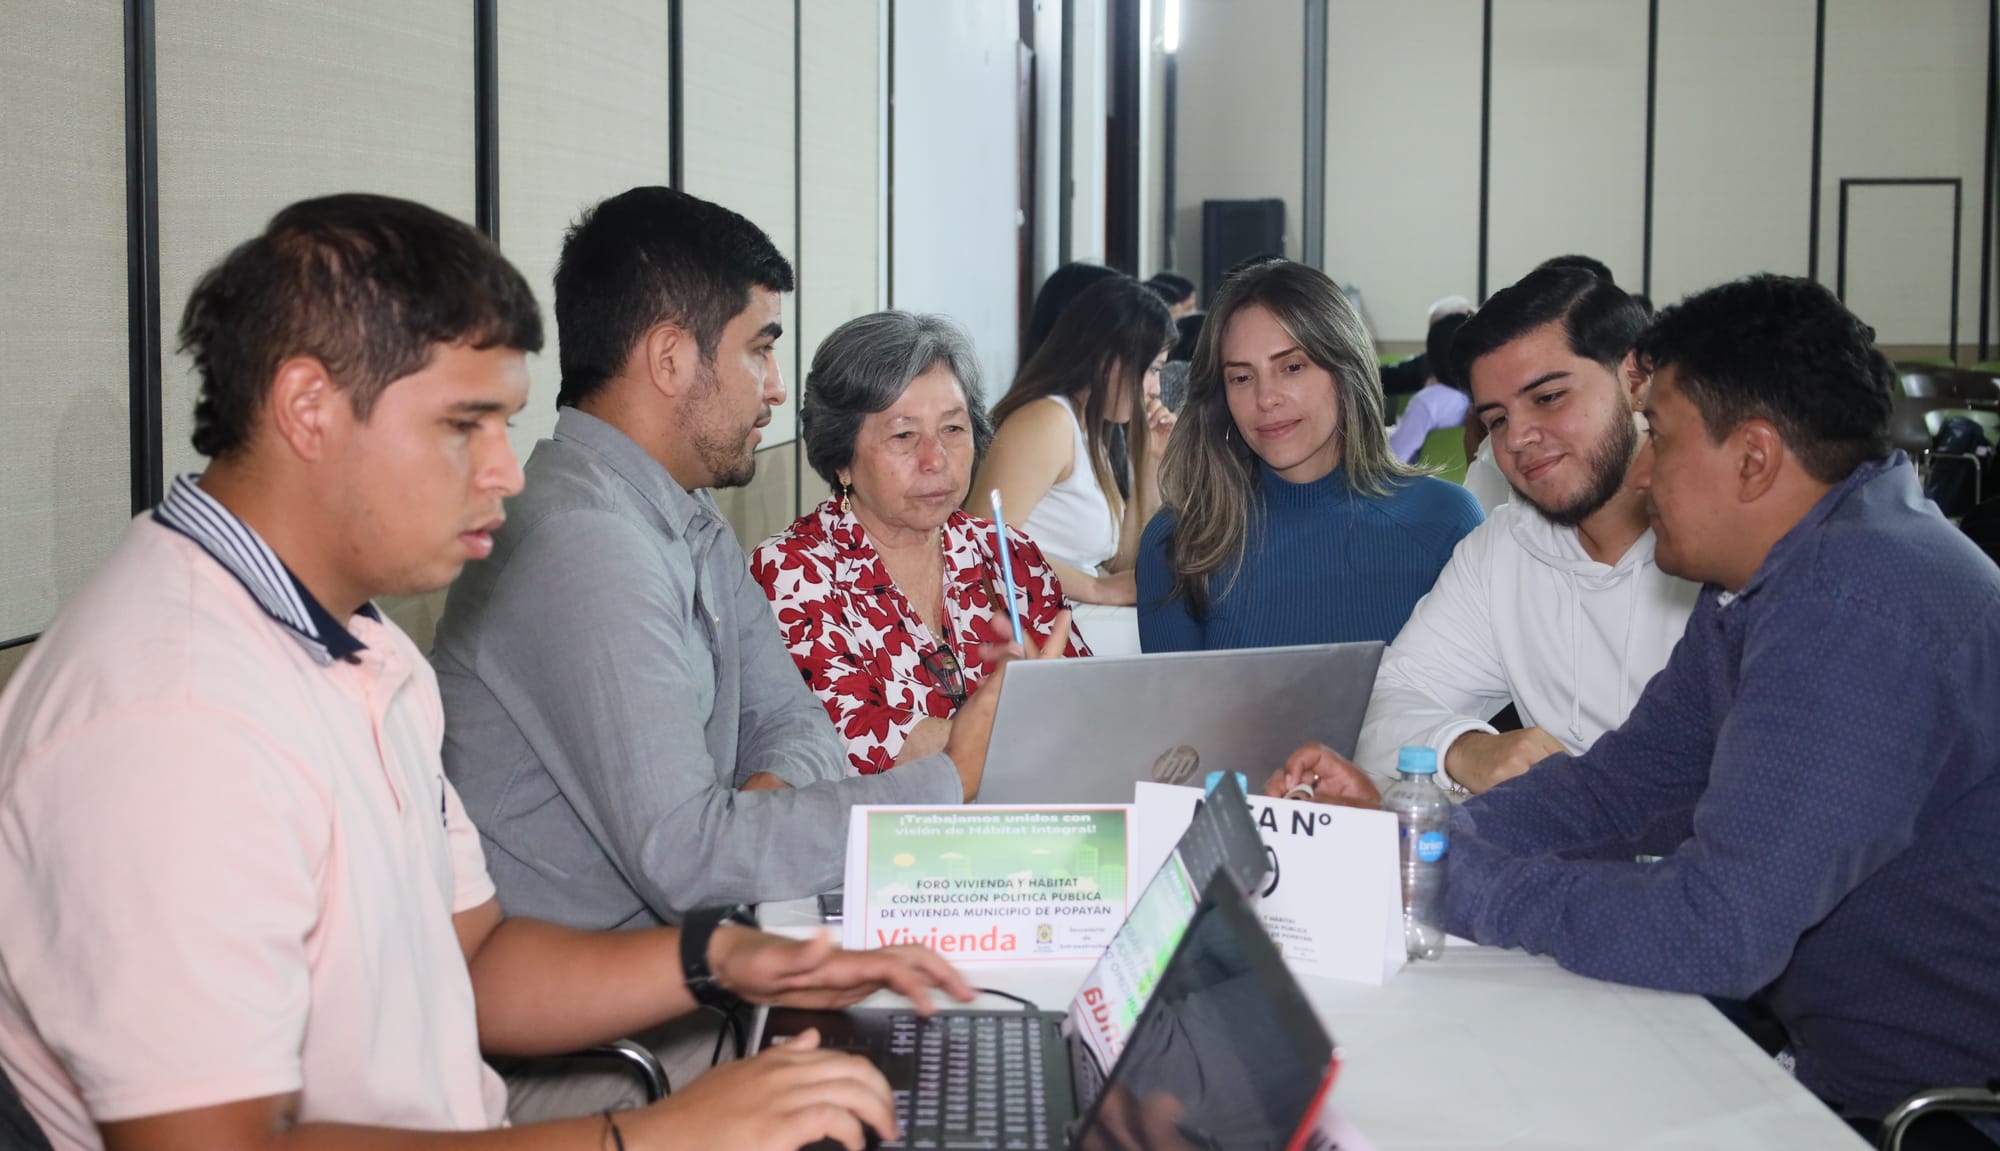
{"left": 680, "top": 903, "right": 758, "bottom": 1012}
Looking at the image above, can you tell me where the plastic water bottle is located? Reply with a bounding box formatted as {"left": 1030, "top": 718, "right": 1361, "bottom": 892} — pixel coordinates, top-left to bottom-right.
{"left": 1382, "top": 746, "right": 1450, "bottom": 960}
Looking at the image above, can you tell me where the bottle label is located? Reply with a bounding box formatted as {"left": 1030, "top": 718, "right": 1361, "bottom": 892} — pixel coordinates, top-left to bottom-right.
{"left": 1416, "top": 830, "right": 1448, "bottom": 863}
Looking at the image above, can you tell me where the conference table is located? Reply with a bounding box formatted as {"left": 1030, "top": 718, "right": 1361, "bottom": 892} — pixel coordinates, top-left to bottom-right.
{"left": 761, "top": 898, "right": 1868, "bottom": 1150}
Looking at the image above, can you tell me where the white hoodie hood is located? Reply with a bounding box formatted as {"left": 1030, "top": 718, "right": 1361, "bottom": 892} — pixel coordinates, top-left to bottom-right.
{"left": 1355, "top": 498, "right": 1701, "bottom": 787}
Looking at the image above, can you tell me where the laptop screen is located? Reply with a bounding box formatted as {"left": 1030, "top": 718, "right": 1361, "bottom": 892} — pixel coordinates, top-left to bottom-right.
{"left": 1064, "top": 773, "right": 1268, "bottom": 1080}
{"left": 1071, "top": 874, "right": 1336, "bottom": 1151}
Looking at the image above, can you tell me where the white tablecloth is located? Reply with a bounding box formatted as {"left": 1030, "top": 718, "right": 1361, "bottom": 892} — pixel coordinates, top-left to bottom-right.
{"left": 759, "top": 898, "right": 1866, "bottom": 1150}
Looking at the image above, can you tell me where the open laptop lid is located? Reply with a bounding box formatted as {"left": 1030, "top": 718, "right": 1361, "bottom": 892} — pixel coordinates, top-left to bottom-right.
{"left": 977, "top": 643, "right": 1384, "bottom": 806}
{"left": 1070, "top": 875, "right": 1337, "bottom": 1151}
{"left": 1063, "top": 773, "right": 1268, "bottom": 1081}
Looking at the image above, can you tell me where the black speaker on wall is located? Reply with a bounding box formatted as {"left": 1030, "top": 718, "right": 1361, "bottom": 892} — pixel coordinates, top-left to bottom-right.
{"left": 1200, "top": 198, "right": 1285, "bottom": 303}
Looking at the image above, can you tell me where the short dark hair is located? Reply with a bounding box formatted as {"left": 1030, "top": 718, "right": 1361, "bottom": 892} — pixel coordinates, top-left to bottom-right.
{"left": 179, "top": 193, "right": 542, "bottom": 459}
{"left": 553, "top": 186, "right": 795, "bottom": 409}
{"left": 1536, "top": 253, "right": 1616, "bottom": 284}
{"left": 801, "top": 311, "right": 993, "bottom": 492}
{"left": 1426, "top": 312, "right": 1471, "bottom": 390}
{"left": 1146, "top": 272, "right": 1197, "bottom": 305}
{"left": 1634, "top": 275, "right": 1894, "bottom": 484}
{"left": 1449, "top": 267, "right": 1649, "bottom": 392}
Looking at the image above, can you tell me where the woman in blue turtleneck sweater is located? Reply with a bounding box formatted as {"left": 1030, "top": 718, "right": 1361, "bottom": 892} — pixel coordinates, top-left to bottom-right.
{"left": 1137, "top": 260, "right": 1483, "bottom": 652}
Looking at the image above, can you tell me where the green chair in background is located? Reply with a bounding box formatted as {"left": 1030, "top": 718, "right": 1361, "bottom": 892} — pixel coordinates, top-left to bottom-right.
{"left": 1419, "top": 426, "right": 1469, "bottom": 486}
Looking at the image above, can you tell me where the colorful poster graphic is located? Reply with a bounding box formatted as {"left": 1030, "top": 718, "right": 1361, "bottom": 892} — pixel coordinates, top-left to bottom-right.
{"left": 846, "top": 807, "right": 1132, "bottom": 964}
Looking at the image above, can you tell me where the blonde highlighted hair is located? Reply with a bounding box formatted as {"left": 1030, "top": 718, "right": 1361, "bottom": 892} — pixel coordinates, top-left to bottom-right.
{"left": 1157, "top": 260, "right": 1419, "bottom": 617}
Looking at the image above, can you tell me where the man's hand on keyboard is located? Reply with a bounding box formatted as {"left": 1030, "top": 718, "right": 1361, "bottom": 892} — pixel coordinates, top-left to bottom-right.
{"left": 711, "top": 926, "right": 979, "bottom": 1014}
{"left": 631, "top": 1027, "right": 894, "bottom": 1151}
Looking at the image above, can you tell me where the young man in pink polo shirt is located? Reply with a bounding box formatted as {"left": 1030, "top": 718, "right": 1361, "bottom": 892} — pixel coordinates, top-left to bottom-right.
{"left": 0, "top": 194, "right": 971, "bottom": 1151}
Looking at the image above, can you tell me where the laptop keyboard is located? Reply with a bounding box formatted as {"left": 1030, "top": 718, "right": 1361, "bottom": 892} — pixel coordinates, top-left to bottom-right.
{"left": 838, "top": 1012, "right": 1056, "bottom": 1150}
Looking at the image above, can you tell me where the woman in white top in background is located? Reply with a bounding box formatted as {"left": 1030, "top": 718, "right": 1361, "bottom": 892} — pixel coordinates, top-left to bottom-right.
{"left": 970, "top": 276, "right": 1177, "bottom": 605}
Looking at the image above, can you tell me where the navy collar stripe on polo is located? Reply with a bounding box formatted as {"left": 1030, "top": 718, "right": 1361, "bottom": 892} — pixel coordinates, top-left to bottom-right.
{"left": 152, "top": 472, "right": 376, "bottom": 665}
{"left": 159, "top": 475, "right": 313, "bottom": 632}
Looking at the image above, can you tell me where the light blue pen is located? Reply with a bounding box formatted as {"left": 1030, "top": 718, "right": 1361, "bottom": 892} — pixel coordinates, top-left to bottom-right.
{"left": 987, "top": 489, "right": 1028, "bottom": 645}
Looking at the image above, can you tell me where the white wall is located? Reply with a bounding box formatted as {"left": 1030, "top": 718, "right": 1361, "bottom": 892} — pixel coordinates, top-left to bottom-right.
{"left": 1136, "top": 0, "right": 1163, "bottom": 279}
{"left": 1487, "top": 0, "right": 1650, "bottom": 294}
{"left": 893, "top": 2, "right": 1023, "bottom": 396}
{"left": 1325, "top": 0, "right": 1482, "bottom": 343}
{"left": 1173, "top": 0, "right": 1303, "bottom": 291}
{"left": 0, "top": 0, "right": 128, "bottom": 640}
{"left": 683, "top": 0, "right": 799, "bottom": 443}
{"left": 0, "top": 1, "right": 891, "bottom": 648}
{"left": 1033, "top": 0, "right": 1065, "bottom": 291}
{"left": 154, "top": 2, "right": 477, "bottom": 482}
{"left": 1307, "top": 0, "right": 1993, "bottom": 352}
{"left": 496, "top": 1, "right": 672, "bottom": 459}
{"left": 1820, "top": 0, "right": 1988, "bottom": 347}
{"left": 800, "top": 0, "right": 885, "bottom": 447}
{"left": 1068, "top": 0, "right": 1112, "bottom": 264}
{"left": 1651, "top": 0, "right": 1817, "bottom": 305}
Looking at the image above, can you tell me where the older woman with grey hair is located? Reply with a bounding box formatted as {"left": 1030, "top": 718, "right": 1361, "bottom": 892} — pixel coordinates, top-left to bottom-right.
{"left": 751, "top": 312, "right": 1088, "bottom": 777}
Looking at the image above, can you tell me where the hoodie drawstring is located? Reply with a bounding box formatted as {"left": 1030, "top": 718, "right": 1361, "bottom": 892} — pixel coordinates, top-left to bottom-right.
{"left": 1567, "top": 570, "right": 1582, "bottom": 743}
{"left": 1618, "top": 573, "right": 1639, "bottom": 719}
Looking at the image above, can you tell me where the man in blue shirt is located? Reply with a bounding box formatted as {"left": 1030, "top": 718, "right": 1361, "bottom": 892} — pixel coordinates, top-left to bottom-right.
{"left": 1275, "top": 275, "right": 2000, "bottom": 1146}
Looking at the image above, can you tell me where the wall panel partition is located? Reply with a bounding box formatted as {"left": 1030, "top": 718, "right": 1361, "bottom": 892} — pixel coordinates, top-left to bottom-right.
{"left": 0, "top": 1, "right": 131, "bottom": 641}
{"left": 1486, "top": 0, "right": 1649, "bottom": 293}
{"left": 1842, "top": 180, "right": 1963, "bottom": 352}
{"left": 1324, "top": 0, "right": 1482, "bottom": 343}
{"left": 681, "top": 0, "right": 799, "bottom": 445}
{"left": 497, "top": 1, "right": 672, "bottom": 458}
{"left": 153, "top": 3, "right": 477, "bottom": 482}
{"left": 1650, "top": 0, "right": 1816, "bottom": 306}
{"left": 1069, "top": 0, "right": 1112, "bottom": 265}
{"left": 799, "top": 0, "right": 884, "bottom": 502}
{"left": 1820, "top": 0, "right": 1988, "bottom": 345}
{"left": 893, "top": 2, "right": 1025, "bottom": 398}
{"left": 1171, "top": 0, "right": 1303, "bottom": 291}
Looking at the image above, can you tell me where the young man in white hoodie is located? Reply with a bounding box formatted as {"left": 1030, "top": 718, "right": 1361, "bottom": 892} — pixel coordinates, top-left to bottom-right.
{"left": 1353, "top": 267, "right": 1700, "bottom": 794}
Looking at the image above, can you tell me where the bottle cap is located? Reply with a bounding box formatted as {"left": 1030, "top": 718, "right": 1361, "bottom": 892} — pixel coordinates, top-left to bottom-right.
{"left": 1204, "top": 770, "right": 1249, "bottom": 796}
{"left": 1398, "top": 746, "right": 1439, "bottom": 775}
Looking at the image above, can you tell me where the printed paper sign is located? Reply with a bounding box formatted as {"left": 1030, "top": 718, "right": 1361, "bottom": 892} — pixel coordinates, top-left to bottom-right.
{"left": 1133, "top": 783, "right": 1405, "bottom": 984}
{"left": 1066, "top": 841, "right": 1201, "bottom": 1070}
{"left": 842, "top": 806, "right": 1133, "bottom": 964}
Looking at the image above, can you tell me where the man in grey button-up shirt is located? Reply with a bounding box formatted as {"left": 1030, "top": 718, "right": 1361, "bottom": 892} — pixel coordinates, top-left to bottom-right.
{"left": 433, "top": 188, "right": 1013, "bottom": 928}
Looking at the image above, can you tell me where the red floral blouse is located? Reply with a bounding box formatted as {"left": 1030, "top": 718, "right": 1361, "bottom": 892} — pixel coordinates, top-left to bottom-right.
{"left": 750, "top": 496, "right": 1092, "bottom": 775}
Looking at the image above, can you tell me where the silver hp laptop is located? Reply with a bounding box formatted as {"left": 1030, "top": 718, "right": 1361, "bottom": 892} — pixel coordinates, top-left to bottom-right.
{"left": 974, "top": 641, "right": 1383, "bottom": 806}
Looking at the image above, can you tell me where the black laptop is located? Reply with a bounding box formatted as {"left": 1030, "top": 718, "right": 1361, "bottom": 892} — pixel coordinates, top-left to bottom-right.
{"left": 760, "top": 777, "right": 1339, "bottom": 1150}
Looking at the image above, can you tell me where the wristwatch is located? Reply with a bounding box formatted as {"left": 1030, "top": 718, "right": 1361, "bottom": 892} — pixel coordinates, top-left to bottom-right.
{"left": 680, "top": 903, "right": 758, "bottom": 1012}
